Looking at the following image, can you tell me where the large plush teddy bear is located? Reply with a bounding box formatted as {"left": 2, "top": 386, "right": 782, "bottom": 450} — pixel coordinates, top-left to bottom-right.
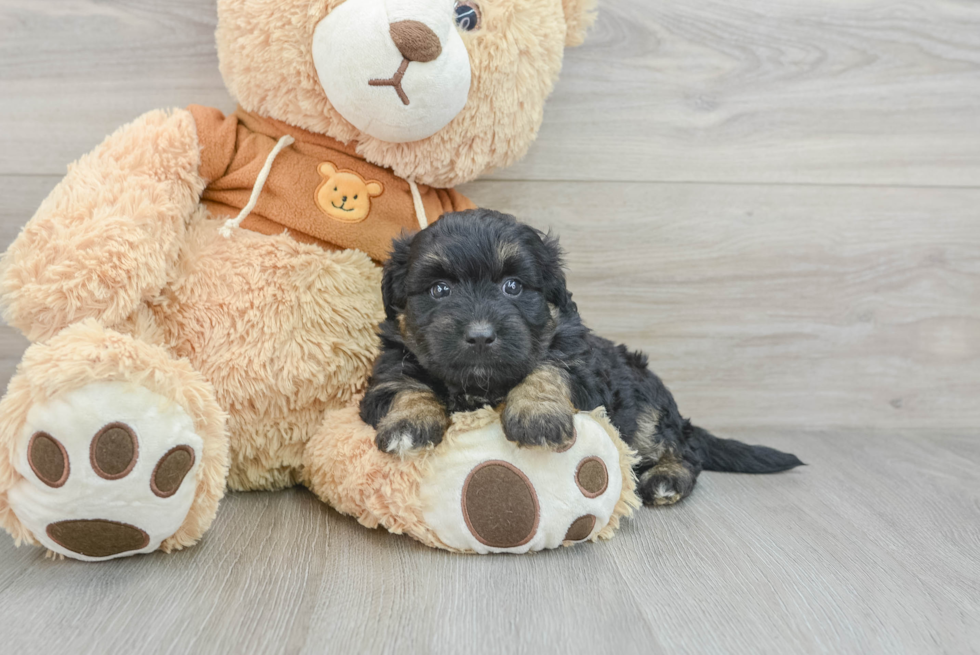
{"left": 0, "top": 0, "right": 638, "bottom": 561}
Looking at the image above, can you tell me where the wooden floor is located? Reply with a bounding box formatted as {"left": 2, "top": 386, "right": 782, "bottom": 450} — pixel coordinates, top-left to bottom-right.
{"left": 1, "top": 1, "right": 979, "bottom": 653}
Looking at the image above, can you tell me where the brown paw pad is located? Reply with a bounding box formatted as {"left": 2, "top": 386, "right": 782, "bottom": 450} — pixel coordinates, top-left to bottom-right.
{"left": 28, "top": 432, "right": 69, "bottom": 488}
{"left": 575, "top": 456, "right": 608, "bottom": 498}
{"left": 564, "top": 514, "right": 597, "bottom": 542}
{"left": 46, "top": 519, "right": 150, "bottom": 558}
{"left": 90, "top": 422, "right": 138, "bottom": 480}
{"left": 151, "top": 445, "right": 196, "bottom": 498}
{"left": 462, "top": 461, "right": 540, "bottom": 548}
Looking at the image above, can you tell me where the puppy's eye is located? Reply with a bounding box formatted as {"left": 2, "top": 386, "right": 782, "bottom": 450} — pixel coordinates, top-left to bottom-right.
{"left": 502, "top": 279, "right": 523, "bottom": 296}
{"left": 453, "top": 1, "right": 481, "bottom": 31}
{"left": 430, "top": 281, "right": 452, "bottom": 299}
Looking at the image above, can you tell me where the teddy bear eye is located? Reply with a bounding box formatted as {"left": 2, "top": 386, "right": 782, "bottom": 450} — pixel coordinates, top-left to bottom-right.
{"left": 354, "top": 195, "right": 358, "bottom": 200}
{"left": 430, "top": 282, "right": 452, "bottom": 299}
{"left": 453, "top": 2, "right": 481, "bottom": 31}
{"left": 333, "top": 187, "right": 338, "bottom": 191}
{"left": 502, "top": 279, "right": 522, "bottom": 296}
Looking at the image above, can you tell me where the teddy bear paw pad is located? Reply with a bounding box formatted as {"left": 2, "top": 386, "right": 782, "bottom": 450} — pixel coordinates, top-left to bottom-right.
{"left": 461, "top": 461, "right": 539, "bottom": 548}
{"left": 420, "top": 413, "right": 624, "bottom": 554}
{"left": 8, "top": 381, "right": 203, "bottom": 561}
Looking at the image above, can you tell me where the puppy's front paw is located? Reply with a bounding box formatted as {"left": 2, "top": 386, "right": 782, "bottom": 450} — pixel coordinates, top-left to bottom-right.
{"left": 375, "top": 418, "right": 444, "bottom": 456}
{"left": 502, "top": 365, "right": 576, "bottom": 450}
{"left": 502, "top": 406, "right": 575, "bottom": 450}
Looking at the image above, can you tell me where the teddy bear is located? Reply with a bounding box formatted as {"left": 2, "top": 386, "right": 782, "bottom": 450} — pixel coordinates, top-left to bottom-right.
{"left": 0, "top": 0, "right": 637, "bottom": 561}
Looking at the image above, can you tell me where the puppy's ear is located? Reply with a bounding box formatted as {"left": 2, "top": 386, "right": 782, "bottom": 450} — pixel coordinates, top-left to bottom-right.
{"left": 539, "top": 232, "right": 577, "bottom": 314}
{"left": 382, "top": 234, "right": 412, "bottom": 321}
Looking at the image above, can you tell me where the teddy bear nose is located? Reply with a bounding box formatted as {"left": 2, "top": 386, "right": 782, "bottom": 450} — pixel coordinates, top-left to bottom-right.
{"left": 389, "top": 20, "right": 442, "bottom": 63}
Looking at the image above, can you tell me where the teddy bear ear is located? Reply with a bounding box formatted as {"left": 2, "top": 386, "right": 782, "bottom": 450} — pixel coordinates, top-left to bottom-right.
{"left": 318, "top": 162, "right": 338, "bottom": 178}
{"left": 562, "top": 0, "right": 599, "bottom": 47}
{"left": 366, "top": 181, "right": 384, "bottom": 197}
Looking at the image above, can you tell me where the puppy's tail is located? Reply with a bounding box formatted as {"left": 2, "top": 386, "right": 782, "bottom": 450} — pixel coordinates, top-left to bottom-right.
{"left": 690, "top": 425, "right": 804, "bottom": 474}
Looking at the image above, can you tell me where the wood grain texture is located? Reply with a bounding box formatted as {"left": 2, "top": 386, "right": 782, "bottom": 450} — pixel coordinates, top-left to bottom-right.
{"left": 2, "top": 1, "right": 980, "bottom": 185}
{"left": 508, "top": 0, "right": 980, "bottom": 186}
{"left": 0, "top": 430, "right": 977, "bottom": 655}
{"left": 1, "top": 0, "right": 979, "bottom": 653}
{"left": 459, "top": 180, "right": 980, "bottom": 431}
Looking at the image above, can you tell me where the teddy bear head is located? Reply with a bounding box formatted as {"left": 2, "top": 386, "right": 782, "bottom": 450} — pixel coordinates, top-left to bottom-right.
{"left": 216, "top": 0, "right": 597, "bottom": 188}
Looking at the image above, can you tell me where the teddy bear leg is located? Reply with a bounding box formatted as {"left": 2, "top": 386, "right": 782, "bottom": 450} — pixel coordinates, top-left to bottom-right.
{"left": 0, "top": 320, "right": 229, "bottom": 561}
{"left": 303, "top": 407, "right": 641, "bottom": 553}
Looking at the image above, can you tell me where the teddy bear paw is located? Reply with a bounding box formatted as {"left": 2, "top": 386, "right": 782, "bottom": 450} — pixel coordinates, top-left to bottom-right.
{"left": 419, "top": 413, "right": 625, "bottom": 554}
{"left": 7, "top": 381, "right": 203, "bottom": 561}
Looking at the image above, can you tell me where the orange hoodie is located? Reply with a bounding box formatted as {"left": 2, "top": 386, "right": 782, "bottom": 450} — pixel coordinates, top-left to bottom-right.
{"left": 189, "top": 105, "right": 474, "bottom": 261}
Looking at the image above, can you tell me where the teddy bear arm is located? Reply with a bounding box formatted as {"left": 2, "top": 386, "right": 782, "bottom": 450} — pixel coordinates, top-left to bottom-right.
{"left": 0, "top": 109, "right": 208, "bottom": 342}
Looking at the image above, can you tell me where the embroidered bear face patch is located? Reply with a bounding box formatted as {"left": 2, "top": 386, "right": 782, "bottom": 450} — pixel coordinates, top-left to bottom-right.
{"left": 314, "top": 162, "right": 384, "bottom": 223}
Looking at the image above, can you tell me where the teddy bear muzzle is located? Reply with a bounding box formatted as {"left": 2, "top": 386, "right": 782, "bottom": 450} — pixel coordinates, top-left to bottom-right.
{"left": 312, "top": 0, "right": 471, "bottom": 144}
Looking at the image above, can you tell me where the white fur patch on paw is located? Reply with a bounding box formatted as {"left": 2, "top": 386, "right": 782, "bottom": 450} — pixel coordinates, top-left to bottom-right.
{"left": 8, "top": 382, "right": 203, "bottom": 561}
{"left": 385, "top": 432, "right": 417, "bottom": 457}
{"left": 654, "top": 482, "right": 679, "bottom": 503}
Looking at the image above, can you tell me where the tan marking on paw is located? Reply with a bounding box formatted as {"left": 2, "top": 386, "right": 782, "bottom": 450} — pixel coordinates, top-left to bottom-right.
{"left": 641, "top": 457, "right": 694, "bottom": 506}
{"left": 502, "top": 365, "right": 574, "bottom": 446}
{"left": 380, "top": 389, "right": 447, "bottom": 430}
{"left": 376, "top": 387, "right": 448, "bottom": 453}
{"left": 652, "top": 486, "right": 682, "bottom": 506}
{"left": 633, "top": 406, "right": 666, "bottom": 466}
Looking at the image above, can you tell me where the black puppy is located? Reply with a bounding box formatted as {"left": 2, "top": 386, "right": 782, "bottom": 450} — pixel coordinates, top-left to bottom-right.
{"left": 360, "top": 209, "right": 802, "bottom": 506}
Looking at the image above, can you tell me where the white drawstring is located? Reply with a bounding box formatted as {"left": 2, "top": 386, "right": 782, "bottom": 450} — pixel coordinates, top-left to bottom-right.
{"left": 219, "top": 134, "right": 295, "bottom": 238}
{"left": 218, "top": 133, "right": 431, "bottom": 238}
{"left": 408, "top": 178, "right": 428, "bottom": 229}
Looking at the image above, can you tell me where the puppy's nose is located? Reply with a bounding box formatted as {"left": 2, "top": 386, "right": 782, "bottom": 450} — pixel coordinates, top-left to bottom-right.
{"left": 389, "top": 20, "right": 442, "bottom": 63}
{"left": 465, "top": 323, "right": 496, "bottom": 348}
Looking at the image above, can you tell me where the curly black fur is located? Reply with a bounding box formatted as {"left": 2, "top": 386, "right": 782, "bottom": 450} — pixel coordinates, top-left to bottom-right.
{"left": 360, "top": 209, "right": 803, "bottom": 505}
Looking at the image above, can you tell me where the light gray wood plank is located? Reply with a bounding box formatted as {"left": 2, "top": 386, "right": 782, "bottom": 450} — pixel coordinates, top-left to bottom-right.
{"left": 505, "top": 0, "right": 980, "bottom": 186}
{"left": 0, "top": 430, "right": 977, "bottom": 655}
{"left": 2, "top": 1, "right": 980, "bottom": 186}
{"left": 0, "top": 0, "right": 232, "bottom": 176}
{"left": 461, "top": 179, "right": 980, "bottom": 432}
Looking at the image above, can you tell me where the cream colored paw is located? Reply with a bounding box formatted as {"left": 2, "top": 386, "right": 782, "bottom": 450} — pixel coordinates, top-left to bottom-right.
{"left": 419, "top": 413, "right": 625, "bottom": 554}
{"left": 8, "top": 381, "right": 203, "bottom": 561}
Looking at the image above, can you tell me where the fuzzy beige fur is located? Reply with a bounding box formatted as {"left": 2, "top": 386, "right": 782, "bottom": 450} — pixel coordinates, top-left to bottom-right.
{"left": 218, "top": 0, "right": 596, "bottom": 187}
{"left": 305, "top": 406, "right": 637, "bottom": 552}
{"left": 0, "top": 320, "right": 229, "bottom": 552}
{"left": 0, "top": 0, "right": 609, "bottom": 557}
